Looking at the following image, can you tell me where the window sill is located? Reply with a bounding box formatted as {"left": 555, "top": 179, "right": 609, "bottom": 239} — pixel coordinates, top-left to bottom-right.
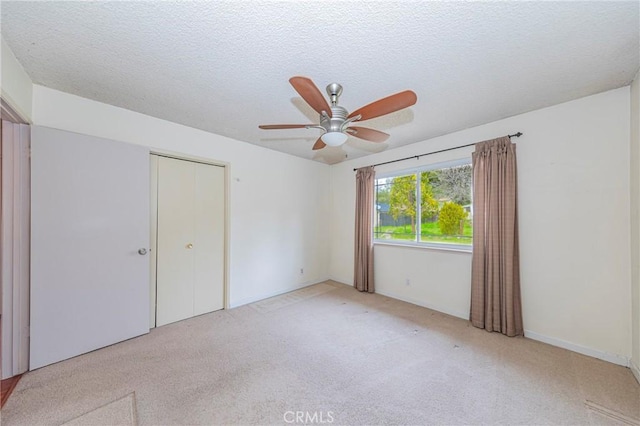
{"left": 373, "top": 240, "right": 473, "bottom": 254}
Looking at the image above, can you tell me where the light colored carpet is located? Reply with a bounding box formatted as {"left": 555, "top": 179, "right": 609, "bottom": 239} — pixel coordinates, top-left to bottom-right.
{"left": 249, "top": 282, "right": 336, "bottom": 314}
{"left": 584, "top": 400, "right": 640, "bottom": 426}
{"left": 2, "top": 281, "right": 639, "bottom": 425}
{"left": 62, "top": 393, "right": 137, "bottom": 426}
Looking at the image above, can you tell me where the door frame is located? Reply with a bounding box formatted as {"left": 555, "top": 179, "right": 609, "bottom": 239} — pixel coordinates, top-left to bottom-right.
{"left": 1, "top": 118, "right": 31, "bottom": 379}
{"left": 149, "top": 151, "right": 230, "bottom": 329}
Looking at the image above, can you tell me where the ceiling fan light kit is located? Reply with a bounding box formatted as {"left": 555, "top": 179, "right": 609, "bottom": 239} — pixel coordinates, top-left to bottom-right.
{"left": 259, "top": 76, "right": 417, "bottom": 152}
{"left": 321, "top": 131, "right": 348, "bottom": 147}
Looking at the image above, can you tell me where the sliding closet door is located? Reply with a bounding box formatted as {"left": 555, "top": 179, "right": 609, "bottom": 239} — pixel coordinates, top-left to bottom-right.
{"left": 156, "top": 157, "right": 196, "bottom": 325}
{"left": 193, "top": 163, "right": 225, "bottom": 315}
{"left": 31, "top": 126, "right": 150, "bottom": 369}
{"left": 156, "top": 156, "right": 224, "bottom": 327}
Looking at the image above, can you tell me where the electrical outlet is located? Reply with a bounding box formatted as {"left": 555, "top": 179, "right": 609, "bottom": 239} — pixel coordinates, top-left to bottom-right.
{"left": 300, "top": 268, "right": 304, "bottom": 275}
{"left": 405, "top": 278, "right": 410, "bottom": 286}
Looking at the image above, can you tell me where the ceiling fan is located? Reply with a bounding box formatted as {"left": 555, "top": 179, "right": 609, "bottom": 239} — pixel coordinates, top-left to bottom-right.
{"left": 259, "top": 76, "right": 417, "bottom": 150}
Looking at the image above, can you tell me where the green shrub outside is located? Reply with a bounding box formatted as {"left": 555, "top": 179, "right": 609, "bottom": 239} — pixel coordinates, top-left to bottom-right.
{"left": 438, "top": 202, "right": 467, "bottom": 235}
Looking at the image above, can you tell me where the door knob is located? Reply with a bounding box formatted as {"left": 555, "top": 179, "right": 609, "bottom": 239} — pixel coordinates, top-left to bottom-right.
{"left": 186, "top": 243, "right": 193, "bottom": 249}
{"left": 138, "top": 248, "right": 148, "bottom": 255}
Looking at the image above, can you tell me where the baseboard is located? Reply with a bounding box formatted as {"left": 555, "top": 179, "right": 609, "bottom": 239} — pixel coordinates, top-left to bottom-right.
{"left": 631, "top": 360, "right": 640, "bottom": 385}
{"left": 328, "top": 275, "right": 351, "bottom": 287}
{"left": 524, "top": 330, "right": 630, "bottom": 367}
{"left": 319, "top": 278, "right": 634, "bottom": 370}
{"left": 326, "top": 278, "right": 352, "bottom": 288}
{"left": 329, "top": 279, "right": 469, "bottom": 320}
{"left": 229, "top": 278, "right": 330, "bottom": 308}
{"left": 374, "top": 288, "right": 469, "bottom": 320}
{"left": 327, "top": 279, "right": 470, "bottom": 320}
{"left": 375, "top": 292, "right": 630, "bottom": 367}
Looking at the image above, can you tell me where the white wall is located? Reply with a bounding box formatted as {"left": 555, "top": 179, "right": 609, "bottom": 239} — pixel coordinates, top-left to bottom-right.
{"left": 330, "top": 87, "right": 632, "bottom": 365}
{"left": 32, "top": 85, "right": 331, "bottom": 307}
{"left": 0, "top": 37, "right": 32, "bottom": 121}
{"left": 631, "top": 70, "right": 640, "bottom": 381}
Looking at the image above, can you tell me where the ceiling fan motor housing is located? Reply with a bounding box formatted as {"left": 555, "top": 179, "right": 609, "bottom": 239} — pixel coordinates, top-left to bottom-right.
{"left": 321, "top": 106, "right": 349, "bottom": 133}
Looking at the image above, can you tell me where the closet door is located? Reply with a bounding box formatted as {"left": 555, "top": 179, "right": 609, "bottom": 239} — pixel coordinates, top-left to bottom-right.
{"left": 156, "top": 157, "right": 196, "bottom": 326}
{"left": 194, "top": 163, "right": 225, "bottom": 315}
{"left": 156, "top": 157, "right": 224, "bottom": 327}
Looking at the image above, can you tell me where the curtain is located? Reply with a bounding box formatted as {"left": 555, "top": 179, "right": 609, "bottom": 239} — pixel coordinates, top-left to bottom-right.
{"left": 470, "top": 136, "right": 523, "bottom": 337}
{"left": 354, "top": 166, "right": 375, "bottom": 293}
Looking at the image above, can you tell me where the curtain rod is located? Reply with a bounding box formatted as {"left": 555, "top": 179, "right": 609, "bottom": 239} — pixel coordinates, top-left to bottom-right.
{"left": 353, "top": 132, "right": 523, "bottom": 171}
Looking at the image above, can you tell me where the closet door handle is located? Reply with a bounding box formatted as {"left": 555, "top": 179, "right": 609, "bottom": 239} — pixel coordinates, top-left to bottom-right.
{"left": 186, "top": 243, "right": 193, "bottom": 249}
{"left": 138, "top": 248, "right": 148, "bottom": 255}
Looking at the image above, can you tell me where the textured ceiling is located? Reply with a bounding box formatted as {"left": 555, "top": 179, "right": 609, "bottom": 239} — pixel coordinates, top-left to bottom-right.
{"left": 2, "top": 1, "right": 639, "bottom": 164}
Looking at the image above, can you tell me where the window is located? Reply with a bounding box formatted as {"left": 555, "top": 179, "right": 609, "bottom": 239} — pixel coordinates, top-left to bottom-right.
{"left": 374, "top": 160, "right": 473, "bottom": 249}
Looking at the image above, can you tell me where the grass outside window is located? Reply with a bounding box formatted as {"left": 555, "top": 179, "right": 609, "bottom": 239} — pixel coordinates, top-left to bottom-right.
{"left": 374, "top": 160, "right": 473, "bottom": 248}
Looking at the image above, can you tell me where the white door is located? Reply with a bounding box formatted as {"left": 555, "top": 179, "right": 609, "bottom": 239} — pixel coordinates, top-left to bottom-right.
{"left": 30, "top": 126, "right": 150, "bottom": 370}
{"left": 155, "top": 156, "right": 224, "bottom": 327}
{"left": 193, "top": 162, "right": 225, "bottom": 315}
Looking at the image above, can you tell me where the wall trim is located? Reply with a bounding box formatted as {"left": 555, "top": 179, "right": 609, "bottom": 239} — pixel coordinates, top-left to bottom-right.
{"left": 1, "top": 98, "right": 29, "bottom": 124}
{"left": 378, "top": 292, "right": 631, "bottom": 367}
{"left": 631, "top": 360, "right": 640, "bottom": 385}
{"left": 524, "top": 330, "right": 630, "bottom": 367}
{"left": 230, "top": 277, "right": 330, "bottom": 309}
{"left": 322, "top": 278, "right": 634, "bottom": 370}
{"left": 374, "top": 288, "right": 469, "bottom": 320}
{"left": 1, "top": 122, "right": 31, "bottom": 379}
{"left": 329, "top": 275, "right": 351, "bottom": 286}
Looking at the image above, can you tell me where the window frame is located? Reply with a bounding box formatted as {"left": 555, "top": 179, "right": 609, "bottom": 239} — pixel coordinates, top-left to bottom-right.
{"left": 373, "top": 158, "right": 473, "bottom": 252}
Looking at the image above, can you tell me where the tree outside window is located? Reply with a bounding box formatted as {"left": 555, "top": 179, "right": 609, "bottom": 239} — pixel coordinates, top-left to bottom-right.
{"left": 374, "top": 162, "right": 472, "bottom": 247}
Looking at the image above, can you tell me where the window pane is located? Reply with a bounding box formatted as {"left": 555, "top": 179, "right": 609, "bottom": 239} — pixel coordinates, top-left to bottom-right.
{"left": 374, "top": 174, "right": 417, "bottom": 241}
{"left": 423, "top": 164, "right": 473, "bottom": 246}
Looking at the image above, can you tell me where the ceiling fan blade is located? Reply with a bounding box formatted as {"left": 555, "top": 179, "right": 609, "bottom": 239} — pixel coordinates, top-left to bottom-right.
{"left": 347, "top": 126, "right": 390, "bottom": 143}
{"left": 348, "top": 90, "right": 417, "bottom": 121}
{"left": 289, "top": 76, "right": 332, "bottom": 118}
{"left": 312, "top": 137, "right": 326, "bottom": 150}
{"left": 258, "top": 124, "right": 313, "bottom": 129}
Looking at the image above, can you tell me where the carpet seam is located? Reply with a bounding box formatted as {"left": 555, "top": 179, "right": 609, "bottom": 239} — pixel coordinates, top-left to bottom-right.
{"left": 584, "top": 400, "right": 640, "bottom": 425}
